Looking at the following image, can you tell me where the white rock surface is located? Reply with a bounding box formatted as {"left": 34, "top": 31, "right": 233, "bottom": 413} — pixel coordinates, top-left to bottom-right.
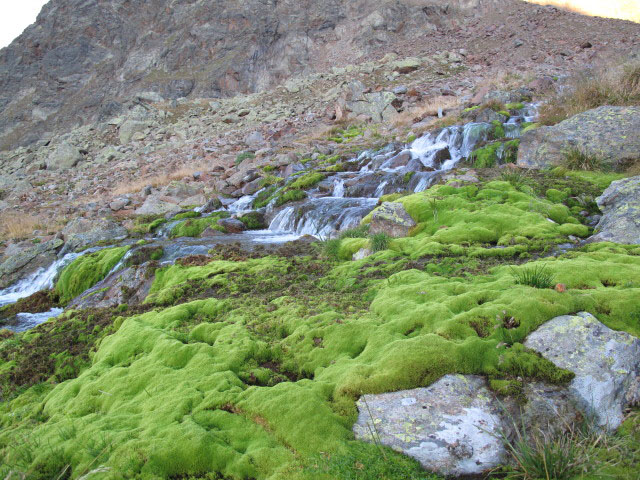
{"left": 525, "top": 312, "right": 640, "bottom": 431}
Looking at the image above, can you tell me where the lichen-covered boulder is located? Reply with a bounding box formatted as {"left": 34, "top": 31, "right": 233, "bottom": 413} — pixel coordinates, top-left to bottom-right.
{"left": 46, "top": 142, "right": 83, "bottom": 170}
{"left": 61, "top": 218, "right": 128, "bottom": 252}
{"left": 353, "top": 375, "right": 506, "bottom": 476}
{"left": 588, "top": 176, "right": 640, "bottom": 244}
{"left": 369, "top": 202, "right": 416, "bottom": 237}
{"left": 525, "top": 312, "right": 640, "bottom": 431}
{"left": 517, "top": 106, "right": 640, "bottom": 170}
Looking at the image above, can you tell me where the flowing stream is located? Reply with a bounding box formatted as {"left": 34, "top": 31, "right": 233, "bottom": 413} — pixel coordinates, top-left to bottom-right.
{"left": 0, "top": 105, "right": 536, "bottom": 331}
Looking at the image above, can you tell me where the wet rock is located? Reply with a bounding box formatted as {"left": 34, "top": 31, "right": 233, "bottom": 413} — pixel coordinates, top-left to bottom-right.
{"left": 217, "top": 218, "right": 246, "bottom": 233}
{"left": 525, "top": 312, "right": 640, "bottom": 431}
{"left": 517, "top": 106, "right": 640, "bottom": 171}
{"left": 69, "top": 263, "right": 156, "bottom": 309}
{"left": 62, "top": 218, "right": 128, "bottom": 252}
{"left": 200, "top": 197, "right": 223, "bottom": 213}
{"left": 46, "top": 142, "right": 83, "bottom": 170}
{"left": 201, "top": 226, "right": 224, "bottom": 237}
{"left": 369, "top": 202, "right": 416, "bottom": 238}
{"left": 0, "top": 239, "right": 63, "bottom": 288}
{"left": 353, "top": 375, "right": 506, "bottom": 476}
{"left": 588, "top": 176, "right": 640, "bottom": 244}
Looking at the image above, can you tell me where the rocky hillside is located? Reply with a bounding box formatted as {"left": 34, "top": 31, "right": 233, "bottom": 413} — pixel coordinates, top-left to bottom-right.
{"left": 1, "top": 0, "right": 639, "bottom": 151}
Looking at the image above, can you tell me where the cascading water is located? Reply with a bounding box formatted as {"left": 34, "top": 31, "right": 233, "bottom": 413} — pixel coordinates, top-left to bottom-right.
{"left": 268, "top": 197, "right": 378, "bottom": 238}
{"left": 0, "top": 251, "right": 84, "bottom": 307}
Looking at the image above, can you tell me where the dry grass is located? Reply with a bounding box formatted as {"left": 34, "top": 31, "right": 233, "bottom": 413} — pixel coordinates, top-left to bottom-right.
{"left": 539, "top": 61, "right": 640, "bottom": 125}
{"left": 392, "top": 95, "right": 460, "bottom": 128}
{"left": 0, "top": 211, "right": 61, "bottom": 241}
{"left": 110, "top": 163, "right": 209, "bottom": 196}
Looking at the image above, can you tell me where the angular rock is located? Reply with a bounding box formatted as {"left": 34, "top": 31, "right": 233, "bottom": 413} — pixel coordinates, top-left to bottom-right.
{"left": 217, "top": 218, "right": 246, "bottom": 233}
{"left": 588, "top": 176, "right": 640, "bottom": 244}
{"left": 369, "top": 202, "right": 416, "bottom": 238}
{"left": 135, "top": 196, "right": 182, "bottom": 217}
{"left": 61, "top": 218, "right": 128, "bottom": 252}
{"left": 354, "top": 375, "right": 506, "bottom": 476}
{"left": 517, "top": 106, "right": 640, "bottom": 170}
{"left": 525, "top": 312, "right": 640, "bottom": 431}
{"left": 46, "top": 142, "right": 83, "bottom": 170}
{"left": 392, "top": 57, "right": 421, "bottom": 74}
{"left": 0, "top": 239, "right": 63, "bottom": 288}
{"left": 119, "top": 120, "right": 149, "bottom": 144}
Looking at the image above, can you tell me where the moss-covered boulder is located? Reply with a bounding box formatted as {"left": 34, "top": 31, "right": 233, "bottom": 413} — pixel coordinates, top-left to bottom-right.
{"left": 517, "top": 106, "right": 640, "bottom": 170}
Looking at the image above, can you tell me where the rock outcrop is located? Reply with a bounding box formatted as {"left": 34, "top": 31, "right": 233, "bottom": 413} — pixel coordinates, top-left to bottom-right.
{"left": 525, "top": 312, "right": 640, "bottom": 431}
{"left": 61, "top": 218, "right": 128, "bottom": 253}
{"left": 589, "top": 176, "right": 640, "bottom": 244}
{"left": 517, "top": 106, "right": 640, "bottom": 170}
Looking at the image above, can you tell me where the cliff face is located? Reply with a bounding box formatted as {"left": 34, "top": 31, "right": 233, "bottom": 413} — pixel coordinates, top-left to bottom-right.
{"left": 0, "top": 0, "right": 468, "bottom": 150}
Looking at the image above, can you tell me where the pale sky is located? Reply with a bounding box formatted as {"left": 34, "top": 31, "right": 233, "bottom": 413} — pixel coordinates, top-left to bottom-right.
{"left": 0, "top": 0, "right": 48, "bottom": 48}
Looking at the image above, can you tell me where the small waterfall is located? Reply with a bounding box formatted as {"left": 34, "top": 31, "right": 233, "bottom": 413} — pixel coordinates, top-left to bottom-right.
{"left": 332, "top": 178, "right": 345, "bottom": 198}
{"left": 374, "top": 180, "right": 388, "bottom": 198}
{"left": 269, "top": 197, "right": 378, "bottom": 239}
{"left": 229, "top": 195, "right": 256, "bottom": 213}
{"left": 0, "top": 251, "right": 85, "bottom": 307}
{"left": 155, "top": 219, "right": 181, "bottom": 238}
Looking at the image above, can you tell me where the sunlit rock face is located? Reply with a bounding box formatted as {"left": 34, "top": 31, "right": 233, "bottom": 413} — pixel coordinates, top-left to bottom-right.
{"left": 524, "top": 0, "right": 640, "bottom": 23}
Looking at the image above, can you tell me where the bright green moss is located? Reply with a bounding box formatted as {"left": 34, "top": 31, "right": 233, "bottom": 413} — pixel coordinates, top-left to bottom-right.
{"left": 470, "top": 142, "right": 501, "bottom": 168}
{"left": 3, "top": 244, "right": 640, "bottom": 478}
{"left": 362, "top": 182, "right": 590, "bottom": 256}
{"left": 55, "top": 247, "right": 130, "bottom": 305}
{"left": 521, "top": 122, "right": 539, "bottom": 134}
{"left": 170, "top": 212, "right": 230, "bottom": 238}
{"left": 288, "top": 172, "right": 325, "bottom": 190}
{"left": 505, "top": 102, "right": 525, "bottom": 110}
{"left": 238, "top": 212, "right": 266, "bottom": 230}
{"left": 173, "top": 211, "right": 200, "bottom": 220}
{"left": 275, "top": 189, "right": 307, "bottom": 207}
{"left": 491, "top": 120, "right": 505, "bottom": 139}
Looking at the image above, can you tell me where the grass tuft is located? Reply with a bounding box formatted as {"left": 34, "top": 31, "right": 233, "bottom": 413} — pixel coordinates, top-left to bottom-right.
{"left": 563, "top": 147, "right": 605, "bottom": 171}
{"left": 511, "top": 264, "right": 555, "bottom": 289}
{"left": 369, "top": 233, "right": 390, "bottom": 252}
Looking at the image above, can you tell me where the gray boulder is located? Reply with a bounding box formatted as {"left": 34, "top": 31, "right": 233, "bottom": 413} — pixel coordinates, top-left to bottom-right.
{"left": 347, "top": 92, "right": 398, "bottom": 123}
{"left": 525, "top": 312, "right": 640, "bottom": 431}
{"left": 0, "top": 238, "right": 63, "bottom": 288}
{"left": 119, "top": 119, "right": 149, "bottom": 144}
{"left": 589, "top": 176, "right": 640, "bottom": 244}
{"left": 135, "top": 196, "right": 182, "bottom": 217}
{"left": 46, "top": 142, "right": 83, "bottom": 170}
{"left": 369, "top": 202, "right": 416, "bottom": 238}
{"left": 354, "top": 375, "right": 506, "bottom": 476}
{"left": 518, "top": 106, "right": 640, "bottom": 170}
{"left": 62, "top": 218, "right": 128, "bottom": 252}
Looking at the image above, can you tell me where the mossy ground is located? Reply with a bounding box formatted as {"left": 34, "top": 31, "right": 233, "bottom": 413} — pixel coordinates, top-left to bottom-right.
{"left": 55, "top": 247, "right": 130, "bottom": 305}
{"left": 1, "top": 171, "right": 638, "bottom": 479}
{"left": 171, "top": 212, "right": 231, "bottom": 238}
